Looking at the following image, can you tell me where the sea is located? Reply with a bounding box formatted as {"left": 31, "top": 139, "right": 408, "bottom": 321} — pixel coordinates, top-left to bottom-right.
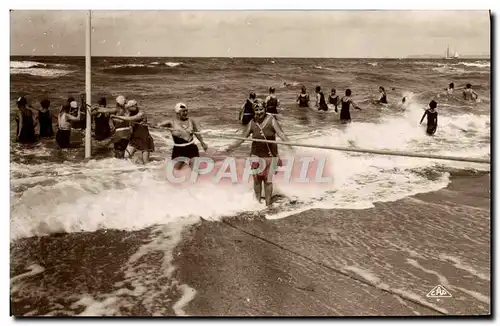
{"left": 9, "top": 56, "right": 491, "bottom": 316}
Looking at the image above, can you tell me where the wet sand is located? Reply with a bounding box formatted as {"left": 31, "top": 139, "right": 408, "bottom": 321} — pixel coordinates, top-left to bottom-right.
{"left": 173, "top": 173, "right": 491, "bottom": 316}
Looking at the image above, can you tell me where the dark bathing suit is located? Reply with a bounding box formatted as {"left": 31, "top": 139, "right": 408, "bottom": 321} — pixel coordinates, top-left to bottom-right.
{"left": 241, "top": 99, "right": 255, "bottom": 125}
{"left": 16, "top": 110, "right": 37, "bottom": 143}
{"left": 94, "top": 113, "right": 112, "bottom": 141}
{"left": 318, "top": 92, "right": 328, "bottom": 111}
{"left": 340, "top": 97, "right": 352, "bottom": 122}
{"left": 38, "top": 110, "right": 54, "bottom": 138}
{"left": 425, "top": 109, "right": 438, "bottom": 135}
{"left": 266, "top": 97, "right": 278, "bottom": 115}
{"left": 298, "top": 94, "right": 309, "bottom": 107}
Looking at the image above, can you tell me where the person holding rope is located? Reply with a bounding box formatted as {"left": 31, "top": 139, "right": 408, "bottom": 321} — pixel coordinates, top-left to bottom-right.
{"left": 157, "top": 102, "right": 209, "bottom": 170}
{"left": 110, "top": 99, "right": 155, "bottom": 164}
{"left": 223, "top": 101, "right": 293, "bottom": 206}
{"left": 89, "top": 97, "right": 113, "bottom": 142}
{"left": 110, "top": 95, "right": 131, "bottom": 158}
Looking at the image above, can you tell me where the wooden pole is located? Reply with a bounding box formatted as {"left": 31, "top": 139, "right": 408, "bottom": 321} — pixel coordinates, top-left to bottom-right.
{"left": 85, "top": 10, "right": 92, "bottom": 159}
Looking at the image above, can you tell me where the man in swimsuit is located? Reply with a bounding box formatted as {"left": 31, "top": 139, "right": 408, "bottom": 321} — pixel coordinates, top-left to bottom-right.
{"left": 157, "top": 102, "right": 209, "bottom": 170}
{"left": 223, "top": 101, "right": 293, "bottom": 206}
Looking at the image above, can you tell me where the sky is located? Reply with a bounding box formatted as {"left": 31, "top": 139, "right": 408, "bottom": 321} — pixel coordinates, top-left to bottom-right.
{"left": 10, "top": 10, "right": 491, "bottom": 58}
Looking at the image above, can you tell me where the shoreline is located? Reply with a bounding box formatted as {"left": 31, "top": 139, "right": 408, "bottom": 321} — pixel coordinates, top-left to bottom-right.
{"left": 171, "top": 172, "right": 490, "bottom": 316}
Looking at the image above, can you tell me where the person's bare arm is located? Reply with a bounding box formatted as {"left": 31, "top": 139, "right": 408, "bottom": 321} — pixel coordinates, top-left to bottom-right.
{"left": 16, "top": 111, "right": 23, "bottom": 137}
{"left": 192, "top": 119, "right": 208, "bottom": 151}
{"left": 225, "top": 122, "right": 253, "bottom": 152}
{"left": 419, "top": 110, "right": 427, "bottom": 124}
{"left": 272, "top": 117, "right": 294, "bottom": 152}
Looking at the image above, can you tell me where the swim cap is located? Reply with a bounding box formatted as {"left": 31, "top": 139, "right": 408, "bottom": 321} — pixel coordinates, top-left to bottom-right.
{"left": 174, "top": 102, "right": 187, "bottom": 113}
{"left": 70, "top": 101, "right": 78, "bottom": 109}
{"left": 116, "top": 95, "right": 126, "bottom": 106}
{"left": 125, "top": 100, "right": 138, "bottom": 109}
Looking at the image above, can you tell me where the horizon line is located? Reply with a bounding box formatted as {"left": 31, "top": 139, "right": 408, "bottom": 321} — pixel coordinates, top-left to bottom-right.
{"left": 9, "top": 54, "right": 491, "bottom": 59}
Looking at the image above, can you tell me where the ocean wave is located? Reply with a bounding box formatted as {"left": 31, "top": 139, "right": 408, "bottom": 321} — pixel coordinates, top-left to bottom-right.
{"left": 10, "top": 60, "right": 47, "bottom": 69}
{"left": 10, "top": 67, "right": 73, "bottom": 77}
{"left": 457, "top": 61, "right": 490, "bottom": 68}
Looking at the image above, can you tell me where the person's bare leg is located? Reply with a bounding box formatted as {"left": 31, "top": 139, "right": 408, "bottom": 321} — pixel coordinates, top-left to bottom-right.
{"left": 264, "top": 181, "right": 273, "bottom": 206}
{"left": 124, "top": 145, "right": 136, "bottom": 160}
{"left": 142, "top": 151, "right": 150, "bottom": 164}
{"left": 253, "top": 177, "right": 262, "bottom": 203}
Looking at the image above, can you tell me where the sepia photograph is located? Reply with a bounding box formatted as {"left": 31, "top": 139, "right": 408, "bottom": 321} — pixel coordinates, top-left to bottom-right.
{"left": 8, "top": 8, "right": 491, "bottom": 317}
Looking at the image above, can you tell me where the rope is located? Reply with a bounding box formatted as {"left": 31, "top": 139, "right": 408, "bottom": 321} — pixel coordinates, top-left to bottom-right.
{"left": 197, "top": 132, "right": 490, "bottom": 164}
{"left": 79, "top": 112, "right": 489, "bottom": 165}
{"left": 220, "top": 219, "right": 447, "bottom": 315}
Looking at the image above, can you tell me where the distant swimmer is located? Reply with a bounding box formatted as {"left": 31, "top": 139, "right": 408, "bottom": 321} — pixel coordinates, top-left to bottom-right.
{"left": 463, "top": 84, "right": 479, "bottom": 101}
{"left": 340, "top": 89, "right": 362, "bottom": 123}
{"left": 264, "top": 87, "right": 280, "bottom": 115}
{"left": 376, "top": 86, "right": 388, "bottom": 104}
{"left": 296, "top": 86, "right": 310, "bottom": 108}
{"left": 398, "top": 96, "right": 409, "bottom": 111}
{"left": 15, "top": 96, "right": 37, "bottom": 144}
{"left": 56, "top": 100, "right": 81, "bottom": 148}
{"left": 37, "top": 98, "right": 54, "bottom": 139}
{"left": 111, "top": 95, "right": 131, "bottom": 158}
{"left": 111, "top": 100, "right": 155, "bottom": 164}
{"left": 239, "top": 92, "right": 256, "bottom": 125}
{"left": 420, "top": 100, "right": 438, "bottom": 136}
{"left": 157, "top": 102, "right": 209, "bottom": 170}
{"left": 315, "top": 86, "right": 328, "bottom": 111}
{"left": 446, "top": 82, "right": 455, "bottom": 95}
{"left": 224, "top": 101, "right": 293, "bottom": 206}
{"left": 328, "top": 88, "right": 340, "bottom": 112}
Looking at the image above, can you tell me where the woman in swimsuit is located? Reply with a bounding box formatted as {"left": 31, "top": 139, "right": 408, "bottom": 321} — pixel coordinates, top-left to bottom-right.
{"left": 111, "top": 100, "right": 155, "bottom": 164}
{"left": 420, "top": 100, "right": 438, "bottom": 136}
{"left": 37, "top": 98, "right": 54, "bottom": 138}
{"left": 340, "top": 89, "right": 362, "bottom": 123}
{"left": 224, "top": 101, "right": 293, "bottom": 206}
{"left": 14, "top": 96, "right": 37, "bottom": 144}
{"left": 157, "top": 102, "right": 209, "bottom": 170}
{"left": 296, "top": 86, "right": 310, "bottom": 108}
{"left": 56, "top": 101, "right": 81, "bottom": 148}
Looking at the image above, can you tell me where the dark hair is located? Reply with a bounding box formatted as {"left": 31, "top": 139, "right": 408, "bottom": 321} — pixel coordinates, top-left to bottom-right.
{"left": 301, "top": 85, "right": 306, "bottom": 92}
{"left": 449, "top": 82, "right": 454, "bottom": 88}
{"left": 98, "top": 97, "right": 107, "bottom": 106}
{"left": 402, "top": 97, "right": 406, "bottom": 103}
{"left": 17, "top": 96, "right": 27, "bottom": 108}
{"left": 61, "top": 103, "right": 71, "bottom": 113}
{"left": 67, "top": 96, "right": 75, "bottom": 103}
{"left": 331, "top": 88, "right": 336, "bottom": 93}
{"left": 40, "top": 98, "right": 50, "bottom": 109}
{"left": 429, "top": 100, "right": 437, "bottom": 109}
{"left": 269, "top": 87, "right": 275, "bottom": 93}
{"left": 315, "top": 86, "right": 321, "bottom": 92}
{"left": 345, "top": 89, "right": 352, "bottom": 96}
{"left": 466, "top": 83, "right": 472, "bottom": 89}
{"left": 379, "top": 86, "right": 385, "bottom": 92}
{"left": 249, "top": 92, "right": 256, "bottom": 99}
